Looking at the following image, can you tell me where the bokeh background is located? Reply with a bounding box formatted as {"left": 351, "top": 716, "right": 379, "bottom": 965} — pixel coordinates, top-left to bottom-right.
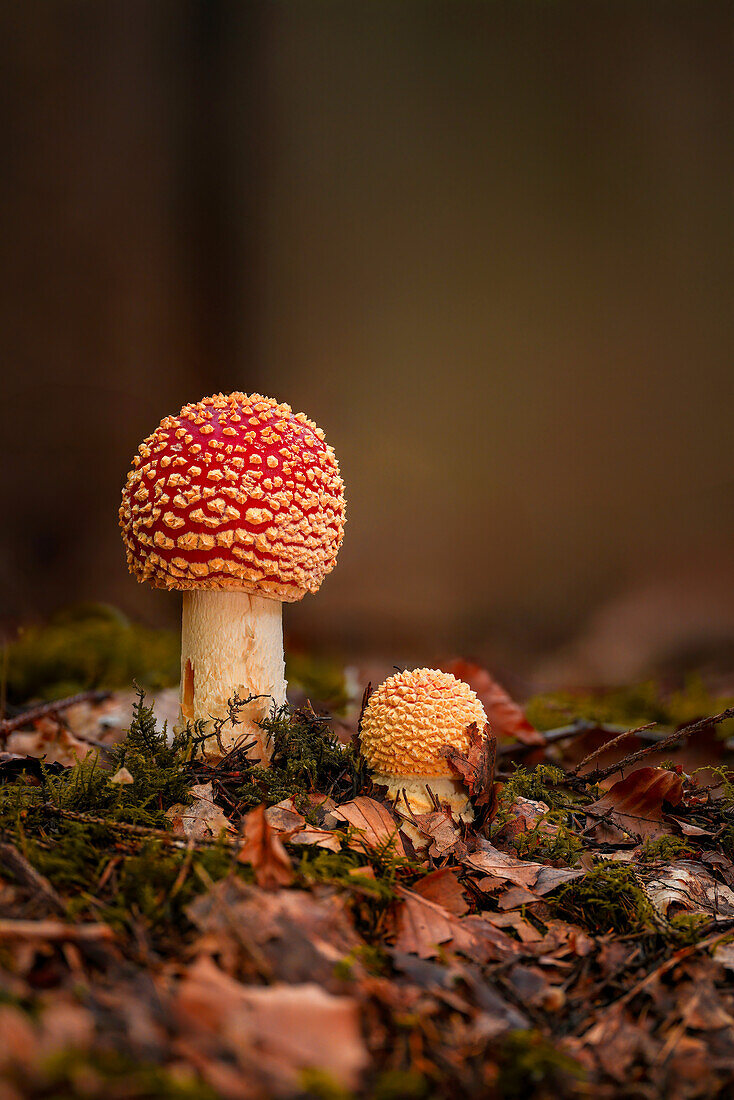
{"left": 2, "top": 1, "right": 732, "bottom": 690}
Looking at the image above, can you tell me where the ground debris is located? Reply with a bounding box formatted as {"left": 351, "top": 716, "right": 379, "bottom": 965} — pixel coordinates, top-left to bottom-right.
{"left": 2, "top": 672, "right": 734, "bottom": 1097}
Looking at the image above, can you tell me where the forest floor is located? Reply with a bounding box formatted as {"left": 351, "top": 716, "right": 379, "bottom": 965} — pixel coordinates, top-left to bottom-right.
{"left": 2, "top": 610, "right": 734, "bottom": 1099}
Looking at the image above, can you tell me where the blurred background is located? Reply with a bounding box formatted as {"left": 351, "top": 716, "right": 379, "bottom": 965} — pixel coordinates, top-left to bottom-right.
{"left": 2, "top": 1, "right": 732, "bottom": 692}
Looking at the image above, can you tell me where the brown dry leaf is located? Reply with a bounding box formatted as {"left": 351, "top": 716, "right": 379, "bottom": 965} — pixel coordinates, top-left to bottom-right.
{"left": 440, "top": 721, "right": 496, "bottom": 807}
{"left": 462, "top": 837, "right": 546, "bottom": 889}
{"left": 586, "top": 766, "right": 684, "bottom": 841}
{"left": 330, "top": 797, "right": 406, "bottom": 857}
{"left": 265, "top": 800, "right": 342, "bottom": 851}
{"left": 680, "top": 981, "right": 734, "bottom": 1030}
{"left": 442, "top": 659, "right": 545, "bottom": 745}
{"left": 166, "top": 782, "right": 235, "bottom": 840}
{"left": 173, "top": 956, "right": 368, "bottom": 1094}
{"left": 714, "top": 942, "right": 734, "bottom": 971}
{"left": 407, "top": 810, "right": 465, "bottom": 858}
{"left": 188, "top": 879, "right": 362, "bottom": 989}
{"left": 6, "top": 719, "right": 92, "bottom": 766}
{"left": 492, "top": 796, "right": 557, "bottom": 848}
{"left": 238, "top": 805, "right": 294, "bottom": 889}
{"left": 644, "top": 860, "right": 734, "bottom": 920}
{"left": 264, "top": 799, "right": 307, "bottom": 832}
{"left": 576, "top": 1008, "right": 657, "bottom": 1083}
{"left": 391, "top": 886, "right": 467, "bottom": 959}
{"left": 486, "top": 911, "right": 544, "bottom": 943}
{"left": 410, "top": 868, "right": 468, "bottom": 916}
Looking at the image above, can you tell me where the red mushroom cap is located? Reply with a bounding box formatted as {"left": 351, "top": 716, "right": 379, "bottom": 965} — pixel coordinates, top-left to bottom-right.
{"left": 119, "top": 392, "right": 345, "bottom": 601}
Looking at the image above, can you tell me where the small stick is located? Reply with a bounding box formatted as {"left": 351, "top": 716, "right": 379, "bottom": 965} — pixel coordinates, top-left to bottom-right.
{"left": 0, "top": 690, "right": 111, "bottom": 739}
{"left": 572, "top": 722, "right": 656, "bottom": 775}
{"left": 585, "top": 707, "right": 734, "bottom": 783}
{"left": 0, "top": 841, "right": 66, "bottom": 913}
{"left": 0, "top": 918, "right": 114, "bottom": 942}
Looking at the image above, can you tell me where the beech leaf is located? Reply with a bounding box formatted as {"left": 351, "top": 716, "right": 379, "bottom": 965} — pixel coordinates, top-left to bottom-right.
{"left": 442, "top": 659, "right": 545, "bottom": 745}
{"left": 238, "top": 805, "right": 294, "bottom": 889}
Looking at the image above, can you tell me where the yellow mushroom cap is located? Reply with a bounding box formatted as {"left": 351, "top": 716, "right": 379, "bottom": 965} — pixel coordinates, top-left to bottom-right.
{"left": 360, "top": 668, "right": 488, "bottom": 779}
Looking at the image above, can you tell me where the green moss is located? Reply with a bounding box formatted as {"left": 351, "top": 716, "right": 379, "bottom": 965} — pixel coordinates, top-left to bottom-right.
{"left": 233, "top": 704, "right": 368, "bottom": 815}
{"left": 499, "top": 764, "right": 578, "bottom": 812}
{"left": 525, "top": 676, "right": 734, "bottom": 738}
{"left": 286, "top": 652, "right": 351, "bottom": 713}
{"left": 36, "top": 1048, "right": 217, "bottom": 1099}
{"left": 512, "top": 820, "right": 583, "bottom": 866}
{"left": 0, "top": 691, "right": 237, "bottom": 945}
{"left": 5, "top": 604, "right": 179, "bottom": 704}
{"left": 495, "top": 1031, "right": 585, "bottom": 1100}
{"left": 333, "top": 944, "right": 390, "bottom": 981}
{"left": 300, "top": 1068, "right": 353, "bottom": 1100}
{"left": 667, "top": 912, "right": 710, "bottom": 947}
{"left": 638, "top": 836, "right": 695, "bottom": 863}
{"left": 552, "top": 862, "right": 657, "bottom": 934}
{"left": 371, "top": 1070, "right": 430, "bottom": 1100}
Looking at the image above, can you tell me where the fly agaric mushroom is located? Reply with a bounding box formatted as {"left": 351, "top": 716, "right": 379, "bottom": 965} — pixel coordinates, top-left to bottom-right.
{"left": 119, "top": 392, "right": 345, "bottom": 759}
{"left": 359, "top": 668, "right": 488, "bottom": 822}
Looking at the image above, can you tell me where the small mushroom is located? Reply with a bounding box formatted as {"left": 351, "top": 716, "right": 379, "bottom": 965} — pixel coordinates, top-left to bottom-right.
{"left": 119, "top": 392, "right": 345, "bottom": 760}
{"left": 359, "top": 668, "right": 488, "bottom": 825}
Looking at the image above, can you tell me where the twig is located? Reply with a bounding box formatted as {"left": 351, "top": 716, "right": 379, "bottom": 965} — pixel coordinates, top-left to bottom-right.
{"left": 0, "top": 690, "right": 111, "bottom": 739}
{"left": 0, "top": 840, "right": 66, "bottom": 912}
{"left": 572, "top": 722, "right": 656, "bottom": 775}
{"left": 584, "top": 707, "right": 734, "bottom": 783}
{"left": 0, "top": 918, "right": 114, "bottom": 941}
{"left": 40, "top": 803, "right": 238, "bottom": 852}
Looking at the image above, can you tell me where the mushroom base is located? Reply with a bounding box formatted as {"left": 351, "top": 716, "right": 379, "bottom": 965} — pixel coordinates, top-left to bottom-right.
{"left": 180, "top": 589, "right": 286, "bottom": 761}
{"left": 374, "top": 774, "right": 474, "bottom": 820}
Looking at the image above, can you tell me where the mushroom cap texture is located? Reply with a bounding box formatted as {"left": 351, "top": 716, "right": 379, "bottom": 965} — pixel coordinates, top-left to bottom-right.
{"left": 359, "top": 668, "right": 488, "bottom": 778}
{"left": 119, "top": 392, "right": 345, "bottom": 601}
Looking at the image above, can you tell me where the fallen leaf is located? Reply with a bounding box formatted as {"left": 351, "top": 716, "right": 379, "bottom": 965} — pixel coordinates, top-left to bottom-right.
{"left": 577, "top": 1008, "right": 657, "bottom": 1083}
{"left": 166, "top": 782, "right": 235, "bottom": 840}
{"left": 174, "top": 956, "right": 368, "bottom": 1092}
{"left": 440, "top": 721, "right": 496, "bottom": 808}
{"left": 586, "top": 766, "right": 684, "bottom": 841}
{"left": 188, "top": 879, "right": 362, "bottom": 988}
{"left": 330, "top": 797, "right": 406, "bottom": 857}
{"left": 264, "top": 800, "right": 342, "bottom": 851}
{"left": 644, "top": 860, "right": 734, "bottom": 920}
{"left": 680, "top": 981, "right": 734, "bottom": 1030}
{"left": 442, "top": 659, "right": 545, "bottom": 745}
{"left": 391, "top": 886, "right": 468, "bottom": 958}
{"left": 409, "top": 810, "right": 465, "bottom": 858}
{"left": 7, "top": 719, "right": 92, "bottom": 766}
{"left": 109, "top": 766, "right": 134, "bottom": 785}
{"left": 238, "top": 805, "right": 294, "bottom": 889}
{"left": 410, "top": 869, "right": 468, "bottom": 916}
{"left": 462, "top": 837, "right": 546, "bottom": 889}
{"left": 713, "top": 942, "right": 734, "bottom": 971}
{"left": 492, "top": 796, "right": 557, "bottom": 848}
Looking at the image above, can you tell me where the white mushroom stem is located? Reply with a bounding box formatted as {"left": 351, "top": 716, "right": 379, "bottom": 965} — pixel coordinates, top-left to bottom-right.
{"left": 180, "top": 589, "right": 286, "bottom": 761}
{"left": 375, "top": 775, "right": 474, "bottom": 820}
{"left": 376, "top": 774, "right": 474, "bottom": 853}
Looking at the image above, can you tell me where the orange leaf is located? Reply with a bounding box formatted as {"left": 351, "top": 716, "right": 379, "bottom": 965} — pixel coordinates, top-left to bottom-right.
{"left": 330, "top": 797, "right": 406, "bottom": 857}
{"left": 443, "top": 659, "right": 544, "bottom": 746}
{"left": 587, "top": 766, "right": 684, "bottom": 841}
{"left": 411, "top": 868, "right": 468, "bottom": 916}
{"left": 440, "top": 721, "right": 496, "bottom": 807}
{"left": 238, "top": 805, "right": 294, "bottom": 889}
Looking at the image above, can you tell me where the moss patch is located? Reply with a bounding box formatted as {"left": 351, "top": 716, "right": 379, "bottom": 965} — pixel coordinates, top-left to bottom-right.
{"left": 5, "top": 603, "right": 179, "bottom": 704}
{"left": 525, "top": 676, "right": 734, "bottom": 738}
{"left": 552, "top": 862, "right": 657, "bottom": 934}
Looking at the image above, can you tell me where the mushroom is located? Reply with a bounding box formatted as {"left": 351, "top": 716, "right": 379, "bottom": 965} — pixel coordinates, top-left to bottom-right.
{"left": 359, "top": 668, "right": 488, "bottom": 825}
{"left": 119, "top": 392, "right": 345, "bottom": 760}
